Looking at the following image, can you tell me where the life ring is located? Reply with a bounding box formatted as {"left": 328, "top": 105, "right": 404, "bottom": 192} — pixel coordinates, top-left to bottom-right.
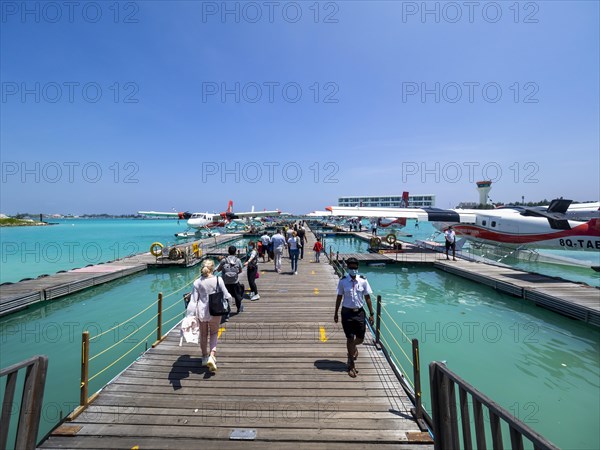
{"left": 370, "top": 237, "right": 381, "bottom": 247}
{"left": 386, "top": 233, "right": 397, "bottom": 245}
{"left": 150, "top": 242, "right": 163, "bottom": 257}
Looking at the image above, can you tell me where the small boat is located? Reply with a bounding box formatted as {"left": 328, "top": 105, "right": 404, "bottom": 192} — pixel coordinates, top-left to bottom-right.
{"left": 175, "top": 231, "right": 199, "bottom": 239}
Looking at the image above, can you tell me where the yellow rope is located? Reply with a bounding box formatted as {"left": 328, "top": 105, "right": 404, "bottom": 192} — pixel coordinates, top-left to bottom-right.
{"left": 380, "top": 317, "right": 413, "bottom": 368}
{"left": 380, "top": 304, "right": 413, "bottom": 343}
{"left": 380, "top": 333, "right": 415, "bottom": 390}
{"left": 90, "top": 312, "right": 159, "bottom": 362}
{"left": 89, "top": 279, "right": 195, "bottom": 341}
{"left": 89, "top": 300, "right": 158, "bottom": 341}
{"left": 89, "top": 326, "right": 158, "bottom": 383}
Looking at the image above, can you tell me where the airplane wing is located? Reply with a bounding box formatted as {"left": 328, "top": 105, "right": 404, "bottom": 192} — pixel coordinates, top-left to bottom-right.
{"left": 138, "top": 211, "right": 192, "bottom": 219}
{"left": 226, "top": 210, "right": 281, "bottom": 219}
{"left": 138, "top": 211, "right": 179, "bottom": 217}
{"left": 325, "top": 206, "right": 476, "bottom": 224}
{"left": 306, "top": 210, "right": 333, "bottom": 217}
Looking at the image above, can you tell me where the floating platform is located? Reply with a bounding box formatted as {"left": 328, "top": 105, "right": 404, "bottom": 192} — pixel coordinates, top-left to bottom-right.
{"left": 0, "top": 234, "right": 242, "bottom": 318}
{"left": 435, "top": 259, "right": 600, "bottom": 327}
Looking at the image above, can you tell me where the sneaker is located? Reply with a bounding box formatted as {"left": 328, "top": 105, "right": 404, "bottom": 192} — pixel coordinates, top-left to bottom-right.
{"left": 294, "top": 271, "right": 298, "bottom": 275}
{"left": 201, "top": 356, "right": 209, "bottom": 366}
{"left": 207, "top": 355, "right": 217, "bottom": 372}
{"left": 250, "top": 294, "right": 260, "bottom": 301}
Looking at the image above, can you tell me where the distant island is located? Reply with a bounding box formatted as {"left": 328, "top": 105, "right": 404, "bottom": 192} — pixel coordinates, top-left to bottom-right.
{"left": 0, "top": 217, "right": 49, "bottom": 227}
{"left": 0, "top": 213, "right": 150, "bottom": 227}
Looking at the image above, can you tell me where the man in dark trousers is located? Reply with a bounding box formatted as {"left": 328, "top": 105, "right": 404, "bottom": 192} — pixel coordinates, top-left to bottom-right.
{"left": 297, "top": 224, "right": 307, "bottom": 259}
{"left": 333, "top": 257, "right": 374, "bottom": 378}
{"left": 216, "top": 246, "right": 244, "bottom": 319}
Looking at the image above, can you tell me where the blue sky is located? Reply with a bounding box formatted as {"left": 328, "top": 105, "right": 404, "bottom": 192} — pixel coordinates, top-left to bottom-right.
{"left": 1, "top": 1, "right": 598, "bottom": 214}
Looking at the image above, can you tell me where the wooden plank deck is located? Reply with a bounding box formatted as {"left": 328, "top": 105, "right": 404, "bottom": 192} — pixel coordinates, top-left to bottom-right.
{"left": 0, "top": 234, "right": 241, "bottom": 318}
{"left": 435, "top": 259, "right": 600, "bottom": 326}
{"left": 39, "top": 231, "right": 433, "bottom": 449}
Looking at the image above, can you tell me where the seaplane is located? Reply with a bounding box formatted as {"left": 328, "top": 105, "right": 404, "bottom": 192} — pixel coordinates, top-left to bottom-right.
{"left": 326, "top": 199, "right": 600, "bottom": 253}
{"left": 138, "top": 201, "right": 281, "bottom": 237}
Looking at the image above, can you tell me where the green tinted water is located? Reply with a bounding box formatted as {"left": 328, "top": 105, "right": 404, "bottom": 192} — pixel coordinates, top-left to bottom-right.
{"left": 364, "top": 265, "right": 599, "bottom": 450}
{"left": 0, "top": 267, "right": 198, "bottom": 444}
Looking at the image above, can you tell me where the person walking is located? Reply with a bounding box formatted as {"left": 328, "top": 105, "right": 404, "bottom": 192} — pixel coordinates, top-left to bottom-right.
{"left": 260, "top": 232, "right": 271, "bottom": 262}
{"left": 445, "top": 226, "right": 457, "bottom": 261}
{"left": 288, "top": 230, "right": 301, "bottom": 274}
{"left": 270, "top": 229, "right": 286, "bottom": 273}
{"left": 216, "top": 245, "right": 244, "bottom": 316}
{"left": 313, "top": 238, "right": 323, "bottom": 263}
{"left": 333, "top": 257, "right": 374, "bottom": 378}
{"left": 297, "top": 224, "right": 307, "bottom": 259}
{"left": 244, "top": 241, "right": 260, "bottom": 300}
{"left": 187, "top": 259, "right": 232, "bottom": 372}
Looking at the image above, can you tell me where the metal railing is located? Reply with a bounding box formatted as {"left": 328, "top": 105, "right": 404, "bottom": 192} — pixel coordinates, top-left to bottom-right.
{"left": 429, "top": 361, "right": 559, "bottom": 450}
{"left": 0, "top": 355, "right": 48, "bottom": 450}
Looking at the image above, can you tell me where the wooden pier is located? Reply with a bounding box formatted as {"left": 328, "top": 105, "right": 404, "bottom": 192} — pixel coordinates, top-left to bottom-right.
{"left": 435, "top": 259, "right": 600, "bottom": 327}
{"left": 0, "top": 234, "right": 241, "bottom": 318}
{"left": 328, "top": 231, "right": 600, "bottom": 327}
{"left": 39, "top": 232, "right": 433, "bottom": 449}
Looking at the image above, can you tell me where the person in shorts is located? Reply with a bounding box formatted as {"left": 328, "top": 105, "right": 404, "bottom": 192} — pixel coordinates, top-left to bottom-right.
{"left": 333, "top": 257, "right": 374, "bottom": 378}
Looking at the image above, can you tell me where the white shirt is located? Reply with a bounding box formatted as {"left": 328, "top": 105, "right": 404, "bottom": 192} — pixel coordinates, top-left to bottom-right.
{"left": 336, "top": 275, "right": 373, "bottom": 309}
{"left": 288, "top": 236, "right": 300, "bottom": 250}
{"left": 260, "top": 234, "right": 271, "bottom": 246}
{"left": 445, "top": 229, "right": 456, "bottom": 243}
{"left": 187, "top": 275, "right": 231, "bottom": 322}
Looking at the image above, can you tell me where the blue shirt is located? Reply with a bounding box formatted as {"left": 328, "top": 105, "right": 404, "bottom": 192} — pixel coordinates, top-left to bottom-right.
{"left": 270, "top": 233, "right": 286, "bottom": 249}
{"left": 336, "top": 275, "right": 373, "bottom": 309}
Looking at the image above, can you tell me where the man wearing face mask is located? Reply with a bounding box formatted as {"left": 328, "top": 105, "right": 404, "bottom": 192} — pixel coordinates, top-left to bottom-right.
{"left": 333, "top": 257, "right": 374, "bottom": 378}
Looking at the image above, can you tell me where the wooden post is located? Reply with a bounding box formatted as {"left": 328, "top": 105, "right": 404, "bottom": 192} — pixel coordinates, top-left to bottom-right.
{"left": 157, "top": 293, "right": 163, "bottom": 342}
{"left": 375, "top": 295, "right": 382, "bottom": 347}
{"left": 412, "top": 339, "right": 425, "bottom": 426}
{"left": 80, "top": 331, "right": 89, "bottom": 407}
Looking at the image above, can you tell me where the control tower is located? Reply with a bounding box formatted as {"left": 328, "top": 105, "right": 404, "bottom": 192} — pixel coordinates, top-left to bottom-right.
{"left": 476, "top": 180, "right": 492, "bottom": 205}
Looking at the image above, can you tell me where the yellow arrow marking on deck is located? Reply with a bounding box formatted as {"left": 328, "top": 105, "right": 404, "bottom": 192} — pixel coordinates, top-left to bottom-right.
{"left": 218, "top": 327, "right": 226, "bottom": 338}
{"left": 311, "top": 270, "right": 316, "bottom": 275}
{"left": 314, "top": 288, "right": 319, "bottom": 295}
{"left": 319, "top": 326, "right": 328, "bottom": 342}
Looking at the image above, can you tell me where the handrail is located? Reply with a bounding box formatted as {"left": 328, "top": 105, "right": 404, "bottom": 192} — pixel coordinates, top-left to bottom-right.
{"left": 0, "top": 355, "right": 48, "bottom": 450}
{"left": 74, "top": 287, "right": 188, "bottom": 418}
{"left": 429, "top": 361, "right": 559, "bottom": 450}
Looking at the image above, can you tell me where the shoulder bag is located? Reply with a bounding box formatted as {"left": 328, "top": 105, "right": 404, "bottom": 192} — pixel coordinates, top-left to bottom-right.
{"left": 208, "top": 276, "right": 230, "bottom": 316}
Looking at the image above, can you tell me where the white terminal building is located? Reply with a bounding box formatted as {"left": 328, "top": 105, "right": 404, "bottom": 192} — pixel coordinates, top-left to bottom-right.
{"left": 338, "top": 195, "right": 436, "bottom": 208}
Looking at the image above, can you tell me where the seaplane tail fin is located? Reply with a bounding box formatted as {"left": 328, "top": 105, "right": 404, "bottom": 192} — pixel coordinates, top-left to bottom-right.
{"left": 546, "top": 198, "right": 572, "bottom": 215}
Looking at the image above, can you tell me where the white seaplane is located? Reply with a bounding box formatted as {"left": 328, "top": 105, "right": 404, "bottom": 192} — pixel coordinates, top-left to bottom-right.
{"left": 139, "top": 201, "right": 281, "bottom": 237}
{"left": 326, "top": 199, "right": 600, "bottom": 253}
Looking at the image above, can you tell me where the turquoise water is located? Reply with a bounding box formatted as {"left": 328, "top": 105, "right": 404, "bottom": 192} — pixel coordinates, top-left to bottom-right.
{"left": 321, "top": 235, "right": 371, "bottom": 254}
{"left": 0, "top": 219, "right": 191, "bottom": 284}
{"left": 1, "top": 220, "right": 599, "bottom": 448}
{"left": 0, "top": 267, "right": 197, "bottom": 444}
{"left": 365, "top": 264, "right": 600, "bottom": 450}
